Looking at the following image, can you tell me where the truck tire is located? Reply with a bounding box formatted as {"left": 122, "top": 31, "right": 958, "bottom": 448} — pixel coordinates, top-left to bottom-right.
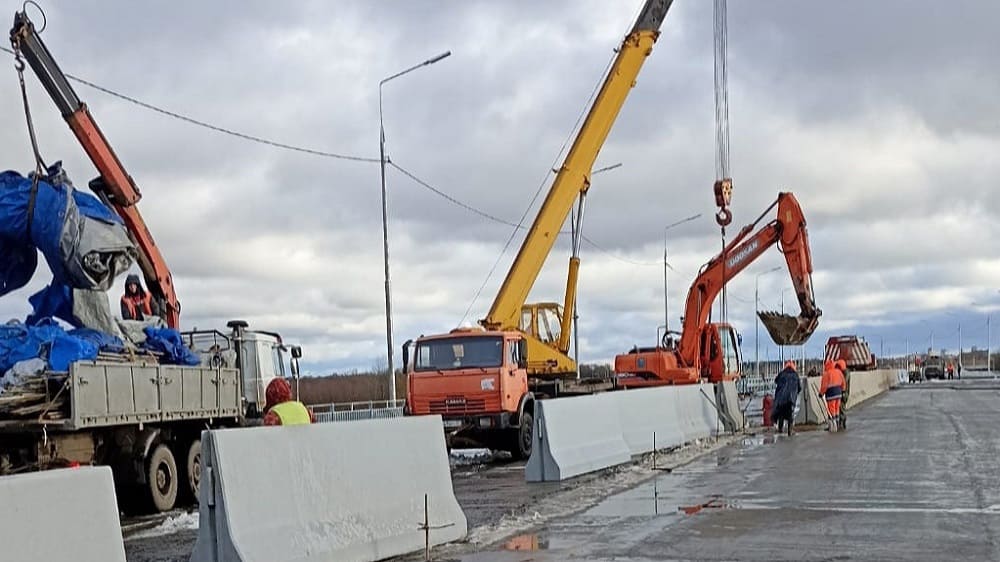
{"left": 186, "top": 439, "right": 202, "bottom": 503}
{"left": 148, "top": 443, "right": 179, "bottom": 512}
{"left": 508, "top": 412, "right": 533, "bottom": 460}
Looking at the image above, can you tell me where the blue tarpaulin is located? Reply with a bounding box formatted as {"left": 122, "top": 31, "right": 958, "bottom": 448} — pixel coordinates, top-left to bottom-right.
{"left": 0, "top": 164, "right": 133, "bottom": 297}
{"left": 0, "top": 320, "right": 98, "bottom": 374}
{"left": 0, "top": 163, "right": 197, "bottom": 373}
{"left": 142, "top": 327, "right": 200, "bottom": 366}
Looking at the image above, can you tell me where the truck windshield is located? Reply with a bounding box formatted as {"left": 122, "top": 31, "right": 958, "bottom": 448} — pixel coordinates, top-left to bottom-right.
{"left": 415, "top": 336, "right": 504, "bottom": 371}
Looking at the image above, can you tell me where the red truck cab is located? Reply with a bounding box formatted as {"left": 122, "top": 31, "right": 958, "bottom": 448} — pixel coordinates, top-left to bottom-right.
{"left": 405, "top": 328, "right": 534, "bottom": 458}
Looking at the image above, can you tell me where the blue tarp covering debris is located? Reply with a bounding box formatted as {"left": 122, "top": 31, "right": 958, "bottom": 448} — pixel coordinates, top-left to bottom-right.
{"left": 0, "top": 164, "right": 133, "bottom": 297}
{"left": 142, "top": 327, "right": 201, "bottom": 366}
{"left": 0, "top": 320, "right": 99, "bottom": 373}
{"left": 0, "top": 164, "right": 196, "bottom": 373}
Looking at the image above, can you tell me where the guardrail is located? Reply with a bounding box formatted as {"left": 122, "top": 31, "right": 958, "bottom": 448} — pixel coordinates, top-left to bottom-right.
{"left": 737, "top": 376, "right": 775, "bottom": 396}
{"left": 308, "top": 400, "right": 406, "bottom": 423}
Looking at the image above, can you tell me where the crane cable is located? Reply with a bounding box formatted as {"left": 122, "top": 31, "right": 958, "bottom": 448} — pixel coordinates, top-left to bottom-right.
{"left": 713, "top": 0, "right": 731, "bottom": 326}
{"left": 10, "top": 12, "right": 49, "bottom": 240}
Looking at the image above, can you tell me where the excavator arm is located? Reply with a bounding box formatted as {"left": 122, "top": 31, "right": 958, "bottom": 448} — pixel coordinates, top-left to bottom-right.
{"left": 481, "top": 0, "right": 674, "bottom": 375}
{"left": 677, "top": 192, "right": 820, "bottom": 366}
{"left": 10, "top": 11, "right": 180, "bottom": 328}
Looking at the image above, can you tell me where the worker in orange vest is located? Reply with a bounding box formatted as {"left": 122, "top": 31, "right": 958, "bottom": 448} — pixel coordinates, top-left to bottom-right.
{"left": 820, "top": 360, "right": 846, "bottom": 432}
{"left": 120, "top": 273, "right": 154, "bottom": 321}
{"left": 262, "top": 377, "right": 315, "bottom": 426}
{"left": 946, "top": 362, "right": 955, "bottom": 380}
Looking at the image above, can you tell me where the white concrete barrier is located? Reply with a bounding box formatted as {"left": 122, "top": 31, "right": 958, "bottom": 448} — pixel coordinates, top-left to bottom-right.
{"left": 190, "top": 415, "right": 467, "bottom": 562}
{"left": 0, "top": 466, "right": 125, "bottom": 562}
{"left": 845, "top": 369, "right": 899, "bottom": 410}
{"left": 798, "top": 376, "right": 829, "bottom": 424}
{"left": 715, "top": 380, "right": 744, "bottom": 432}
{"left": 526, "top": 385, "right": 721, "bottom": 482}
{"left": 526, "top": 393, "right": 631, "bottom": 482}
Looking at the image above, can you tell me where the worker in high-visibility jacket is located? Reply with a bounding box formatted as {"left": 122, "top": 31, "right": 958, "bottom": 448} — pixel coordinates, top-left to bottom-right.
{"left": 820, "top": 360, "right": 846, "bottom": 432}
{"left": 262, "top": 377, "right": 314, "bottom": 426}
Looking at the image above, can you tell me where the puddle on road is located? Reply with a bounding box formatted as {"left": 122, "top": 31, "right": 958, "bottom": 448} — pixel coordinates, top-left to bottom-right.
{"left": 678, "top": 494, "right": 740, "bottom": 515}
{"left": 740, "top": 434, "right": 776, "bottom": 448}
{"left": 502, "top": 533, "right": 548, "bottom": 551}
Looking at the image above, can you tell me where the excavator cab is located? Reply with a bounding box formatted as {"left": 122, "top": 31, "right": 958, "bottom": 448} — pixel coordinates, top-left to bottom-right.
{"left": 701, "top": 323, "right": 742, "bottom": 382}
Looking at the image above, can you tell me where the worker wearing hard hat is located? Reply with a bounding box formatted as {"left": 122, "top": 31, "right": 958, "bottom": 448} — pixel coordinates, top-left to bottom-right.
{"left": 820, "top": 360, "right": 846, "bottom": 432}
{"left": 262, "top": 378, "right": 315, "bottom": 426}
{"left": 772, "top": 360, "right": 800, "bottom": 436}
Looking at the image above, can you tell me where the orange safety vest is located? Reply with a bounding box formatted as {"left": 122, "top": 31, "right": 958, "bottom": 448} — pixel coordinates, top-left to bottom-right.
{"left": 121, "top": 293, "right": 152, "bottom": 320}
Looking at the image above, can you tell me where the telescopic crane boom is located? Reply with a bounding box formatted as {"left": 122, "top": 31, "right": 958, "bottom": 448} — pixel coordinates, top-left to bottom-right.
{"left": 10, "top": 10, "right": 179, "bottom": 328}
{"left": 482, "top": 0, "right": 674, "bottom": 376}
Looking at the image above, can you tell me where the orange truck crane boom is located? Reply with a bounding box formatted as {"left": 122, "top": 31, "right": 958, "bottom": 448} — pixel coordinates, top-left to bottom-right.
{"left": 10, "top": 11, "right": 180, "bottom": 328}
{"left": 616, "top": 192, "right": 821, "bottom": 386}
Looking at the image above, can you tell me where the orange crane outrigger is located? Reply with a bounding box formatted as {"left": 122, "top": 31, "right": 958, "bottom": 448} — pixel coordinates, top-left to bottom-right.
{"left": 616, "top": 192, "right": 821, "bottom": 386}
{"left": 10, "top": 10, "right": 180, "bottom": 328}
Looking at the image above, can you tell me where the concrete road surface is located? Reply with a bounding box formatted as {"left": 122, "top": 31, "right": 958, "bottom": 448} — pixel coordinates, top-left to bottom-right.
{"left": 452, "top": 378, "right": 1000, "bottom": 561}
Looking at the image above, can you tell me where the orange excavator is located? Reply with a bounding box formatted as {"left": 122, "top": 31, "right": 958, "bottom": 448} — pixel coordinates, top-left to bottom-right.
{"left": 615, "top": 192, "right": 820, "bottom": 386}
{"left": 10, "top": 10, "right": 180, "bottom": 328}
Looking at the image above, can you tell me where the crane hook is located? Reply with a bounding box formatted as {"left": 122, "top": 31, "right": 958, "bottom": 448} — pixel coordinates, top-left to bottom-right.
{"left": 713, "top": 178, "right": 733, "bottom": 227}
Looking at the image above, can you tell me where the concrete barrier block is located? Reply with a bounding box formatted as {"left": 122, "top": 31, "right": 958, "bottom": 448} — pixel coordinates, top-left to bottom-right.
{"left": 845, "top": 369, "right": 898, "bottom": 411}
{"left": 714, "top": 380, "right": 744, "bottom": 432}
{"left": 797, "top": 376, "right": 828, "bottom": 425}
{"left": 0, "top": 466, "right": 125, "bottom": 562}
{"left": 615, "top": 386, "right": 683, "bottom": 454}
{"left": 526, "top": 385, "right": 721, "bottom": 482}
{"left": 675, "top": 384, "right": 721, "bottom": 442}
{"left": 190, "top": 415, "right": 466, "bottom": 562}
{"left": 526, "top": 394, "right": 631, "bottom": 482}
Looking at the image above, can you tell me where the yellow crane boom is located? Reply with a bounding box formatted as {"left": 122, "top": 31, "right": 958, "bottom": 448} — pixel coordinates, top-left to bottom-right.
{"left": 481, "top": 0, "right": 674, "bottom": 375}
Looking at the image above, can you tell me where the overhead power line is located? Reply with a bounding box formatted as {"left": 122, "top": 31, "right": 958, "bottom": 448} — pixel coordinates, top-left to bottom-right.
{"left": 390, "top": 160, "right": 661, "bottom": 267}
{"left": 0, "top": 44, "right": 379, "bottom": 163}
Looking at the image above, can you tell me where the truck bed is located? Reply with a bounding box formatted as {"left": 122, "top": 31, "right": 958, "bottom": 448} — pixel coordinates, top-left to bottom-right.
{"left": 0, "top": 361, "right": 241, "bottom": 431}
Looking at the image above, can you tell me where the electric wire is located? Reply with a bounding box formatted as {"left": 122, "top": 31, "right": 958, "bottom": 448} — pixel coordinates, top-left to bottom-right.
{"left": 455, "top": 53, "right": 618, "bottom": 325}
{"left": 0, "top": 44, "right": 379, "bottom": 163}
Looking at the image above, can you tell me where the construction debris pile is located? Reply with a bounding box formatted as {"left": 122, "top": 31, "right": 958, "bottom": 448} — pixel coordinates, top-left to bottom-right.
{"left": 0, "top": 165, "right": 200, "bottom": 419}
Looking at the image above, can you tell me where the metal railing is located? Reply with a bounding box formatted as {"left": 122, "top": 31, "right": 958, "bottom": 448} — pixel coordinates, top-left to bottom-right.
{"left": 737, "top": 376, "right": 775, "bottom": 396}
{"left": 308, "top": 399, "right": 406, "bottom": 423}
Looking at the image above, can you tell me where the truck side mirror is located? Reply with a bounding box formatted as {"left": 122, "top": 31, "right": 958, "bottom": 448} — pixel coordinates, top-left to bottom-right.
{"left": 291, "top": 345, "right": 303, "bottom": 359}
{"left": 290, "top": 357, "right": 300, "bottom": 377}
{"left": 402, "top": 340, "right": 413, "bottom": 372}
{"left": 517, "top": 339, "right": 528, "bottom": 369}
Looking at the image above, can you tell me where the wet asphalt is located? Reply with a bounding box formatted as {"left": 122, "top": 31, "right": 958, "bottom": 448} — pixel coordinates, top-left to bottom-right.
{"left": 449, "top": 376, "right": 1000, "bottom": 561}
{"left": 128, "top": 377, "right": 1000, "bottom": 561}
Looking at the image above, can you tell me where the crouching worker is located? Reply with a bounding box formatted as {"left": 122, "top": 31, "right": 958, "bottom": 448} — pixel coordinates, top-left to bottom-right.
{"left": 820, "top": 360, "right": 846, "bottom": 432}
{"left": 773, "top": 360, "right": 801, "bottom": 436}
{"left": 263, "top": 378, "right": 315, "bottom": 426}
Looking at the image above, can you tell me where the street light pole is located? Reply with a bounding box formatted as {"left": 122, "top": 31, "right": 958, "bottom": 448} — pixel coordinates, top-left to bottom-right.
{"left": 754, "top": 267, "right": 781, "bottom": 377}
{"left": 379, "top": 51, "right": 451, "bottom": 402}
{"left": 662, "top": 214, "right": 701, "bottom": 333}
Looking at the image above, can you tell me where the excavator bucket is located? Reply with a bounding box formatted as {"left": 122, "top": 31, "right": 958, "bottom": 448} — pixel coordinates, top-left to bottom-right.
{"left": 758, "top": 311, "right": 819, "bottom": 346}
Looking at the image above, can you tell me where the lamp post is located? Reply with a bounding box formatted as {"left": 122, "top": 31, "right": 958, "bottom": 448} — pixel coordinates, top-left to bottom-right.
{"left": 571, "top": 162, "right": 622, "bottom": 380}
{"left": 379, "top": 51, "right": 451, "bottom": 402}
{"left": 754, "top": 266, "right": 781, "bottom": 377}
{"left": 663, "top": 213, "right": 701, "bottom": 333}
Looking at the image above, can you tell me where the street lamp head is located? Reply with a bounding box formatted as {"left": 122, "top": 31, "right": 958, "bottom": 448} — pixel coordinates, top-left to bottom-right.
{"left": 424, "top": 51, "right": 452, "bottom": 65}
{"left": 593, "top": 162, "right": 623, "bottom": 175}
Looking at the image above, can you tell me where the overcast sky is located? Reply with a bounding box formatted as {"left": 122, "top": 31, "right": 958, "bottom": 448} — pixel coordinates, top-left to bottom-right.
{"left": 1, "top": 1, "right": 997, "bottom": 373}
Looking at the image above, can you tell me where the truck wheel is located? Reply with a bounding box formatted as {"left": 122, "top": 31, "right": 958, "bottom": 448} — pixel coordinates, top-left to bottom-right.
{"left": 186, "top": 439, "right": 202, "bottom": 503}
{"left": 508, "top": 412, "right": 533, "bottom": 460}
{"left": 147, "top": 444, "right": 179, "bottom": 512}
